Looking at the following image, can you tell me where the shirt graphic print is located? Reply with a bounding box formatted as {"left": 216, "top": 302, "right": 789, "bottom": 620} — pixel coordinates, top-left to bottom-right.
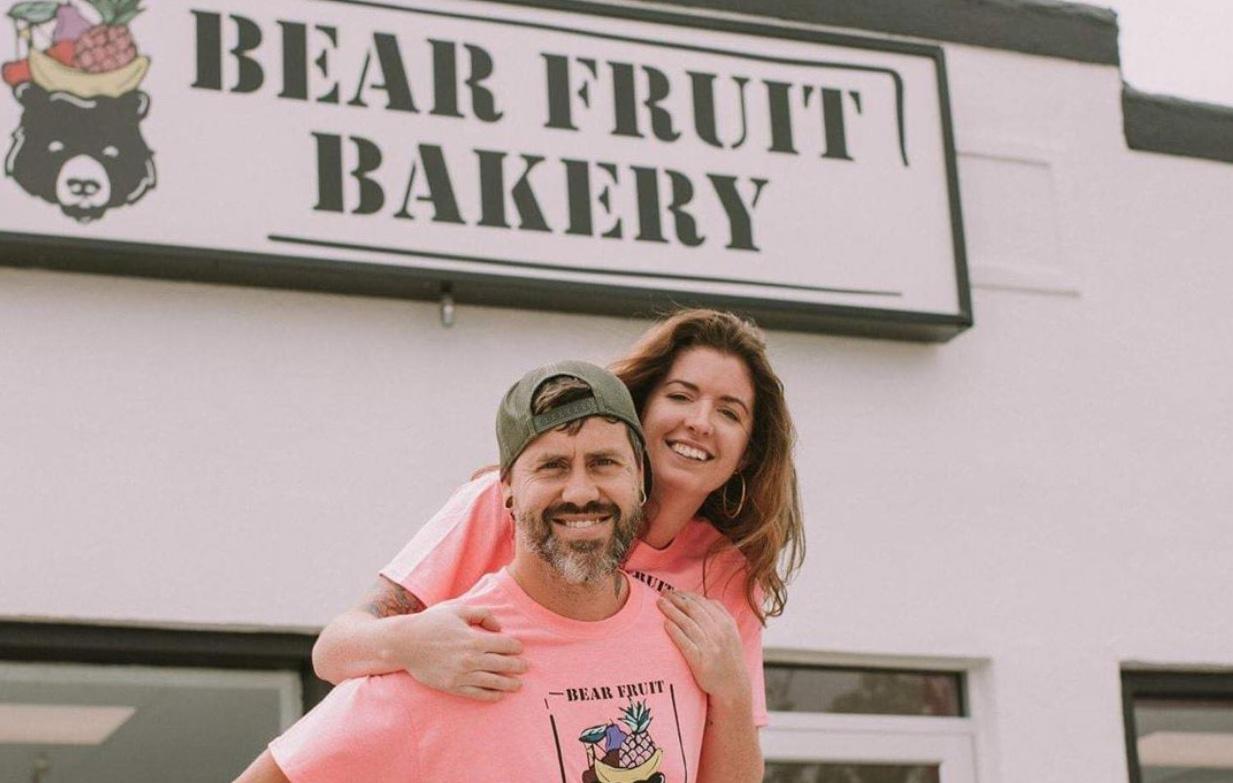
{"left": 548, "top": 679, "right": 688, "bottom": 783}
{"left": 270, "top": 569, "right": 707, "bottom": 783}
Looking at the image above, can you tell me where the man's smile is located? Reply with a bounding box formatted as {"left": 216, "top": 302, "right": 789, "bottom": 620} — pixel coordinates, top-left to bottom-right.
{"left": 550, "top": 511, "right": 614, "bottom": 530}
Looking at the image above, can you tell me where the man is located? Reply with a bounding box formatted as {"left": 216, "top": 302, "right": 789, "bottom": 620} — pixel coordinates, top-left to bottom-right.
{"left": 236, "top": 361, "right": 706, "bottom": 783}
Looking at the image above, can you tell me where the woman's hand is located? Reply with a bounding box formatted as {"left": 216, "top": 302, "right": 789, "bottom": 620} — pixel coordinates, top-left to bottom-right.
{"left": 659, "top": 590, "right": 764, "bottom": 783}
{"left": 394, "top": 602, "right": 528, "bottom": 702}
{"left": 657, "top": 590, "right": 751, "bottom": 701}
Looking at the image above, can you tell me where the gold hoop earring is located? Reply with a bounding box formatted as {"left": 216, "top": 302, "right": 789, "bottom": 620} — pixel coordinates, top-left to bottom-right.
{"left": 638, "top": 484, "right": 648, "bottom": 506}
{"left": 722, "top": 473, "right": 746, "bottom": 517}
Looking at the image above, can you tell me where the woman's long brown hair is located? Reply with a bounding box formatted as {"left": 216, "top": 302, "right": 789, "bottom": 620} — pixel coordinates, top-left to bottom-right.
{"left": 609, "top": 309, "right": 805, "bottom": 622}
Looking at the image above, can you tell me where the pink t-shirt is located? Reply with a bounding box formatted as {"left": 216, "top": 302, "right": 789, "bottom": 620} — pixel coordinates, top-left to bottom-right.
{"left": 271, "top": 569, "right": 707, "bottom": 783}
{"left": 380, "top": 473, "right": 769, "bottom": 726}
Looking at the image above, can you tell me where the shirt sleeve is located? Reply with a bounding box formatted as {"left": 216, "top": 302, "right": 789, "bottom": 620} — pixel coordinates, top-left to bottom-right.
{"left": 734, "top": 590, "right": 769, "bottom": 727}
{"left": 378, "top": 473, "right": 515, "bottom": 607}
{"left": 269, "top": 674, "right": 420, "bottom": 783}
{"left": 712, "top": 555, "right": 770, "bottom": 728}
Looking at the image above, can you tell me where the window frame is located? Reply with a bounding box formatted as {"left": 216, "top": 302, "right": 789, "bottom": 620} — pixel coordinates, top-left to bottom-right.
{"left": 763, "top": 660, "right": 968, "bottom": 718}
{"left": 0, "top": 620, "right": 330, "bottom": 712}
{"left": 1121, "top": 669, "right": 1233, "bottom": 783}
{"left": 761, "top": 650, "right": 984, "bottom": 783}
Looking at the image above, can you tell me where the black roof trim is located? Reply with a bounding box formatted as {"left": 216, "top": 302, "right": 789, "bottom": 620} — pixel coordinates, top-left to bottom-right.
{"left": 1123, "top": 85, "right": 1233, "bottom": 165}
{"left": 623, "top": 0, "right": 1119, "bottom": 65}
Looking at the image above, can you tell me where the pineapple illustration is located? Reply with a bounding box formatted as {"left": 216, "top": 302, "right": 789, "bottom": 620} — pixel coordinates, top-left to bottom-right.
{"left": 616, "top": 700, "right": 657, "bottom": 768}
{"left": 74, "top": 0, "right": 143, "bottom": 73}
{"left": 577, "top": 700, "right": 666, "bottom": 782}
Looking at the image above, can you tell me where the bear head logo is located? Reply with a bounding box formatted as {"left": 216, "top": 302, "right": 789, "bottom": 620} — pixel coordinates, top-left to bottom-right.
{"left": 3, "top": 0, "right": 156, "bottom": 223}
{"left": 7, "top": 82, "right": 155, "bottom": 222}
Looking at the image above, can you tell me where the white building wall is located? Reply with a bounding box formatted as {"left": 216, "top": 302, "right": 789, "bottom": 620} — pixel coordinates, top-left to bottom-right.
{"left": 2, "top": 34, "right": 1231, "bottom": 783}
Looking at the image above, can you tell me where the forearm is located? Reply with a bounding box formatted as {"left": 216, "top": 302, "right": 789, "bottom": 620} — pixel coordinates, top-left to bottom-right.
{"left": 311, "top": 609, "right": 408, "bottom": 684}
{"left": 695, "top": 689, "right": 763, "bottom": 783}
{"left": 312, "top": 577, "right": 428, "bottom": 684}
{"left": 233, "top": 750, "right": 291, "bottom": 783}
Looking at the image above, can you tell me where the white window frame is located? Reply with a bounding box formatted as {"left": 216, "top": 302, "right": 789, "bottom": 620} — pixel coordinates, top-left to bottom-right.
{"left": 760, "top": 650, "right": 988, "bottom": 783}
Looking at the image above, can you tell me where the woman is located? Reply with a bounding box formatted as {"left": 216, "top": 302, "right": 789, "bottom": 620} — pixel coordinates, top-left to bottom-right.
{"left": 312, "top": 308, "right": 805, "bottom": 782}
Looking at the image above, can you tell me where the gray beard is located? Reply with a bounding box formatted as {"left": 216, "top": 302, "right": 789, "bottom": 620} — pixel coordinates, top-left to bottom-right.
{"left": 518, "top": 505, "right": 641, "bottom": 585}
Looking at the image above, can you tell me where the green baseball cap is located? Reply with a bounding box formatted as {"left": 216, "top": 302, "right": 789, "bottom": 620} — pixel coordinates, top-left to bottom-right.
{"left": 496, "top": 360, "right": 646, "bottom": 474}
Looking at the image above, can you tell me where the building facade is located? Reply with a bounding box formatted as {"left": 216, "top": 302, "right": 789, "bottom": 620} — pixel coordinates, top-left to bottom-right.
{"left": 2, "top": 1, "right": 1231, "bottom": 781}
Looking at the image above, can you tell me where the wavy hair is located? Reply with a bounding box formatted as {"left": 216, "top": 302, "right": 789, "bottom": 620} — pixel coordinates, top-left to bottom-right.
{"left": 608, "top": 309, "right": 805, "bottom": 621}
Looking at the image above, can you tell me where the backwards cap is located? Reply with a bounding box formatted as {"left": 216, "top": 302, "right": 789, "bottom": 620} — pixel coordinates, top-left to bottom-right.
{"left": 496, "top": 360, "right": 645, "bottom": 473}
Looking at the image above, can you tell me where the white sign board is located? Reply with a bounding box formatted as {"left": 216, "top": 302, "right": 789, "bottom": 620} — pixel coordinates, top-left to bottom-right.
{"left": 0, "top": 0, "right": 970, "bottom": 339}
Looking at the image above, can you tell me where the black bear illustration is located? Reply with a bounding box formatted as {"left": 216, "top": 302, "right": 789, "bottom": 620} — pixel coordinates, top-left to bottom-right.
{"left": 5, "top": 82, "right": 155, "bottom": 222}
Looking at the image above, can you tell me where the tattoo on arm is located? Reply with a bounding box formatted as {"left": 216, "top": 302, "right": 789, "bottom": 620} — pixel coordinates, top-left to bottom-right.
{"left": 361, "top": 579, "right": 426, "bottom": 618}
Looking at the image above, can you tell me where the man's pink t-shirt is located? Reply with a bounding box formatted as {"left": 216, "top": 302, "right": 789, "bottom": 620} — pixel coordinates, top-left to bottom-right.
{"left": 271, "top": 569, "right": 707, "bottom": 783}
{"left": 379, "top": 473, "right": 769, "bottom": 726}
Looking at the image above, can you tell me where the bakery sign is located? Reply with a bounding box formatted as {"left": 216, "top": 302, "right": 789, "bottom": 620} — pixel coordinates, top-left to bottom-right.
{"left": 0, "top": 0, "right": 971, "bottom": 340}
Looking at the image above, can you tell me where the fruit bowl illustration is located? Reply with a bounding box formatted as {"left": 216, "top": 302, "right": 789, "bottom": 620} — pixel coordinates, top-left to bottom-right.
{"left": 579, "top": 701, "right": 667, "bottom": 783}
{"left": 4, "top": 0, "right": 149, "bottom": 97}
{"left": 27, "top": 46, "right": 146, "bottom": 96}
{"left": 593, "top": 748, "right": 664, "bottom": 783}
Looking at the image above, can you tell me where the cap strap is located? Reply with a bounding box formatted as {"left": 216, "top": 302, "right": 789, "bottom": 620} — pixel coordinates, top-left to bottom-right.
{"left": 531, "top": 397, "right": 602, "bottom": 432}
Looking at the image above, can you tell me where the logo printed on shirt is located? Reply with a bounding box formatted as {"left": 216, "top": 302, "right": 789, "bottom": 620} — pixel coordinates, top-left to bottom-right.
{"left": 544, "top": 680, "right": 689, "bottom": 783}
{"left": 629, "top": 571, "right": 676, "bottom": 594}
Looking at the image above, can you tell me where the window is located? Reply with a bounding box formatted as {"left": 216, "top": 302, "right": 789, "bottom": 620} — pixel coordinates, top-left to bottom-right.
{"left": 0, "top": 661, "right": 299, "bottom": 781}
{"left": 0, "top": 622, "right": 327, "bottom": 782}
{"left": 1123, "top": 671, "right": 1233, "bottom": 783}
{"left": 762, "top": 659, "right": 978, "bottom": 783}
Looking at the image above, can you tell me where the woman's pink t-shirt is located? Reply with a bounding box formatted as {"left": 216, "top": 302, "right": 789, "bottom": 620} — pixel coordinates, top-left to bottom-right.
{"left": 380, "top": 473, "right": 769, "bottom": 726}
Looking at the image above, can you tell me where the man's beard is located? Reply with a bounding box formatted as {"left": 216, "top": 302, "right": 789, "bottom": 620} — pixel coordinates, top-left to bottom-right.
{"left": 517, "top": 499, "right": 642, "bottom": 585}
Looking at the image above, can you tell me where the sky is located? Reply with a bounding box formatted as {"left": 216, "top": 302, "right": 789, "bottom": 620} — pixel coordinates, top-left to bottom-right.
{"left": 1096, "top": 0, "right": 1233, "bottom": 105}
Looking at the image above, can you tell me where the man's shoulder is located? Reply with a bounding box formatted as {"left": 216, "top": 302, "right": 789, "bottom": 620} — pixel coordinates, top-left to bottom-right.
{"left": 624, "top": 570, "right": 665, "bottom": 604}
{"left": 441, "top": 470, "right": 505, "bottom": 516}
{"left": 620, "top": 573, "right": 680, "bottom": 641}
{"left": 442, "top": 569, "right": 515, "bottom": 608}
